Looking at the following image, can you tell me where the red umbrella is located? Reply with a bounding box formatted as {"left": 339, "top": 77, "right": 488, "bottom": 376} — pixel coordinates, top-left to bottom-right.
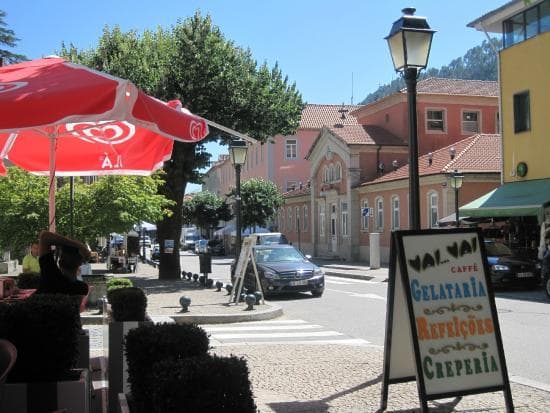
{"left": 0, "top": 57, "right": 209, "bottom": 231}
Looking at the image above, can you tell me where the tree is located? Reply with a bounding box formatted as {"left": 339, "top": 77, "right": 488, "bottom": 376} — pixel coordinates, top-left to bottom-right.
{"left": 62, "top": 12, "right": 304, "bottom": 279}
{"left": 0, "top": 167, "right": 172, "bottom": 258}
{"left": 0, "top": 10, "right": 26, "bottom": 65}
{"left": 182, "top": 191, "right": 231, "bottom": 236}
{"left": 235, "top": 178, "right": 284, "bottom": 231}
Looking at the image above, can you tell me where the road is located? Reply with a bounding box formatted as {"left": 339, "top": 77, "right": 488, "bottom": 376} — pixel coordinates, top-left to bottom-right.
{"left": 178, "top": 252, "right": 550, "bottom": 391}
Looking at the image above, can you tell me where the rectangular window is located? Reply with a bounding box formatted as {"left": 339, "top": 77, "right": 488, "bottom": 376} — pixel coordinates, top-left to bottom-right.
{"left": 295, "top": 207, "right": 300, "bottom": 232}
{"left": 542, "top": 1, "right": 550, "bottom": 32}
{"left": 362, "top": 200, "right": 369, "bottom": 231}
{"left": 286, "top": 180, "right": 298, "bottom": 192}
{"left": 514, "top": 91, "right": 531, "bottom": 133}
{"left": 503, "top": 1, "right": 550, "bottom": 47}
{"left": 303, "top": 206, "right": 308, "bottom": 231}
{"left": 462, "top": 111, "right": 480, "bottom": 134}
{"left": 426, "top": 109, "right": 445, "bottom": 132}
{"left": 341, "top": 202, "right": 349, "bottom": 236}
{"left": 391, "top": 197, "right": 400, "bottom": 230}
{"left": 376, "top": 198, "right": 384, "bottom": 230}
{"left": 285, "top": 139, "right": 297, "bottom": 159}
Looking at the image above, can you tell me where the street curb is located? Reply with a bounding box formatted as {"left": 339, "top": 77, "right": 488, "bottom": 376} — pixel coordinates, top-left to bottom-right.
{"left": 81, "top": 304, "right": 283, "bottom": 326}
{"left": 173, "top": 304, "right": 284, "bottom": 324}
{"left": 323, "top": 271, "right": 376, "bottom": 281}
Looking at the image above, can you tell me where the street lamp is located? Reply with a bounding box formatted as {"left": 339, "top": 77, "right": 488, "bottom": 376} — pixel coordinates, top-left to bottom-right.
{"left": 229, "top": 139, "right": 248, "bottom": 259}
{"left": 386, "top": 7, "right": 435, "bottom": 230}
{"left": 449, "top": 170, "right": 464, "bottom": 227}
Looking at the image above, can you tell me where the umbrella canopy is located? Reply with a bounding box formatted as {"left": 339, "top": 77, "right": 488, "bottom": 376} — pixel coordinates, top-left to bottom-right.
{"left": 0, "top": 57, "right": 209, "bottom": 231}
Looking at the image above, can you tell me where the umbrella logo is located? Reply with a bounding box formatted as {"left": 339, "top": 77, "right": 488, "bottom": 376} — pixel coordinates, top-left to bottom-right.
{"left": 189, "top": 120, "right": 207, "bottom": 141}
{"left": 0, "top": 81, "right": 28, "bottom": 94}
{"left": 65, "top": 121, "right": 136, "bottom": 144}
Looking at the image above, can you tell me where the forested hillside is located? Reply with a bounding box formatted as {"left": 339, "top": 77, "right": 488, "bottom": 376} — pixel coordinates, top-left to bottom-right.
{"left": 361, "top": 38, "right": 500, "bottom": 104}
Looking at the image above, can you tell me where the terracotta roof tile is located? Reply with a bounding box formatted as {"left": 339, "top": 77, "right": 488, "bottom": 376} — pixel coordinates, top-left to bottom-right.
{"left": 363, "top": 134, "right": 501, "bottom": 185}
{"left": 412, "top": 78, "right": 499, "bottom": 97}
{"left": 328, "top": 125, "right": 407, "bottom": 146}
{"left": 299, "top": 104, "right": 362, "bottom": 129}
{"left": 283, "top": 186, "right": 311, "bottom": 198}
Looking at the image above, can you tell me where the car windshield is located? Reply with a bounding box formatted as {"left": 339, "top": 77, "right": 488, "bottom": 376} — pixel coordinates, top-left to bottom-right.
{"left": 255, "top": 247, "right": 304, "bottom": 263}
{"left": 485, "top": 242, "right": 513, "bottom": 257}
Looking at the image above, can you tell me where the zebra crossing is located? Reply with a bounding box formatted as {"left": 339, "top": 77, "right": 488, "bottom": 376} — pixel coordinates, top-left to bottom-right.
{"left": 202, "top": 319, "right": 370, "bottom": 347}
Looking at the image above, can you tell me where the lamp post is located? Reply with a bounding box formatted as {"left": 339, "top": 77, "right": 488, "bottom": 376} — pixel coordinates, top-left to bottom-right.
{"left": 449, "top": 170, "right": 464, "bottom": 227}
{"left": 229, "top": 139, "right": 248, "bottom": 259}
{"left": 386, "top": 7, "right": 435, "bottom": 230}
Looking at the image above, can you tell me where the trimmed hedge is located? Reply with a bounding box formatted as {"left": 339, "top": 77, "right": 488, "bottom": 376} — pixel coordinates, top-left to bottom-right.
{"left": 125, "top": 323, "right": 210, "bottom": 413}
{"left": 108, "top": 287, "right": 147, "bottom": 322}
{"left": 149, "top": 355, "right": 256, "bottom": 413}
{"left": 106, "top": 277, "right": 133, "bottom": 293}
{"left": 16, "top": 272, "right": 41, "bottom": 289}
{"left": 0, "top": 294, "right": 81, "bottom": 382}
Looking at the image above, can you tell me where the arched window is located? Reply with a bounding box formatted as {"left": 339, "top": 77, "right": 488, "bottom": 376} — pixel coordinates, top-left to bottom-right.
{"left": 287, "top": 207, "right": 293, "bottom": 231}
{"left": 324, "top": 166, "right": 329, "bottom": 183}
{"left": 362, "top": 199, "right": 369, "bottom": 231}
{"left": 303, "top": 205, "right": 309, "bottom": 231}
{"left": 375, "top": 197, "right": 384, "bottom": 230}
{"left": 391, "top": 195, "right": 400, "bottom": 230}
{"left": 335, "top": 163, "right": 342, "bottom": 181}
{"left": 428, "top": 192, "right": 439, "bottom": 228}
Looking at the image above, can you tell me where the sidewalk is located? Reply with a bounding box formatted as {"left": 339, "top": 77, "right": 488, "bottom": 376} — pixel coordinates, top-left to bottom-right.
{"left": 83, "top": 258, "right": 550, "bottom": 412}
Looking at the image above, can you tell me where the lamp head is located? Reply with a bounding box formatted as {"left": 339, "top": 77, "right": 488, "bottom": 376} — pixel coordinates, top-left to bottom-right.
{"left": 386, "top": 8, "right": 436, "bottom": 72}
{"left": 229, "top": 139, "right": 248, "bottom": 166}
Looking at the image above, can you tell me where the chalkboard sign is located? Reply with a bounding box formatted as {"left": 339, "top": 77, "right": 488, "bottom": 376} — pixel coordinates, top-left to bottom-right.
{"left": 380, "top": 228, "right": 514, "bottom": 412}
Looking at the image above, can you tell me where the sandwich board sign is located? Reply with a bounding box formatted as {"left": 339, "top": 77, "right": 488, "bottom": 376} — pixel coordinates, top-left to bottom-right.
{"left": 380, "top": 228, "right": 514, "bottom": 412}
{"left": 229, "top": 236, "right": 263, "bottom": 305}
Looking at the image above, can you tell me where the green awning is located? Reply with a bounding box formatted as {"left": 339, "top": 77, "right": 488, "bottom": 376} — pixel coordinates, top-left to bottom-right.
{"left": 460, "top": 179, "right": 550, "bottom": 223}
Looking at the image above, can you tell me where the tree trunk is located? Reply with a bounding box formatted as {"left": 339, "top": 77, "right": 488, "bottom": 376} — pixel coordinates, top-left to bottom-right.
{"left": 157, "top": 142, "right": 195, "bottom": 279}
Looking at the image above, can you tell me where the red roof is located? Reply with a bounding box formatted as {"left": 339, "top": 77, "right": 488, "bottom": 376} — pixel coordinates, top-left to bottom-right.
{"left": 328, "top": 124, "right": 407, "bottom": 146}
{"left": 299, "top": 104, "right": 362, "bottom": 129}
{"left": 363, "top": 133, "right": 501, "bottom": 185}
{"left": 413, "top": 78, "right": 499, "bottom": 97}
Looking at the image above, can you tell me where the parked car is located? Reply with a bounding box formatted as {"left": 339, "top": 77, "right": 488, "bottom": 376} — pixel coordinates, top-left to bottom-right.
{"left": 231, "top": 244, "right": 324, "bottom": 297}
{"left": 484, "top": 240, "right": 541, "bottom": 288}
{"left": 195, "top": 239, "right": 209, "bottom": 254}
{"left": 150, "top": 245, "right": 160, "bottom": 261}
{"left": 208, "top": 239, "right": 225, "bottom": 256}
{"left": 253, "top": 232, "right": 289, "bottom": 245}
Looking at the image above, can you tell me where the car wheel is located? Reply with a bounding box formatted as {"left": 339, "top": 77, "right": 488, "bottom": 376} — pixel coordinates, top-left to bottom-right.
{"left": 545, "top": 276, "right": 550, "bottom": 298}
{"left": 311, "top": 288, "right": 324, "bottom": 297}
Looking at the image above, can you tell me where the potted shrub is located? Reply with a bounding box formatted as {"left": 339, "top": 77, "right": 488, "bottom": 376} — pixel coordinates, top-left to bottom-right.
{"left": 124, "top": 323, "right": 209, "bottom": 412}
{"left": 149, "top": 355, "right": 257, "bottom": 413}
{"left": 0, "top": 294, "right": 90, "bottom": 413}
{"left": 107, "top": 286, "right": 150, "bottom": 412}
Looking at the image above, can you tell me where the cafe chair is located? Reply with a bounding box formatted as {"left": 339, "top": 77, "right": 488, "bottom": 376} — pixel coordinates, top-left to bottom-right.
{"left": 0, "top": 338, "right": 17, "bottom": 407}
{"left": 0, "top": 339, "right": 17, "bottom": 384}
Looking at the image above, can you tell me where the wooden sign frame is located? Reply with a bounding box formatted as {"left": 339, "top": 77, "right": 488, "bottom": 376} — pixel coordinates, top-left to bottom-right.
{"left": 229, "top": 236, "right": 264, "bottom": 305}
{"left": 380, "top": 228, "right": 514, "bottom": 412}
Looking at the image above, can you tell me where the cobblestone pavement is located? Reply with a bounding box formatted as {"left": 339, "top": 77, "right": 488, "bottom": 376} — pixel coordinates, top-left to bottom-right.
{"left": 82, "top": 259, "right": 550, "bottom": 412}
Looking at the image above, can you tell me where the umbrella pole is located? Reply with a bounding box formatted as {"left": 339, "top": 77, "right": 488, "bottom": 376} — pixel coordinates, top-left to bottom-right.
{"left": 49, "top": 133, "right": 56, "bottom": 233}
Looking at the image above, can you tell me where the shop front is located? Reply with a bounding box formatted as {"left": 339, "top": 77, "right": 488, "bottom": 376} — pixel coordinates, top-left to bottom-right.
{"left": 460, "top": 179, "right": 550, "bottom": 260}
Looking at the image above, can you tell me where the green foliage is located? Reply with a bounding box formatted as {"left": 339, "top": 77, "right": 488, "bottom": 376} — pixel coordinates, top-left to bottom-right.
{"left": 0, "top": 167, "right": 172, "bottom": 256}
{"left": 0, "top": 10, "right": 26, "bottom": 64}
{"left": 0, "top": 167, "right": 49, "bottom": 257}
{"left": 361, "top": 38, "right": 500, "bottom": 104}
{"left": 108, "top": 287, "right": 147, "bottom": 322}
{"left": 125, "top": 323, "right": 210, "bottom": 412}
{"left": 106, "top": 277, "right": 134, "bottom": 292}
{"left": 0, "top": 294, "right": 81, "bottom": 382}
{"left": 60, "top": 12, "right": 304, "bottom": 277}
{"left": 17, "top": 272, "right": 41, "bottom": 289}
{"left": 149, "top": 355, "right": 256, "bottom": 413}
{"left": 233, "top": 178, "right": 284, "bottom": 230}
{"left": 182, "top": 191, "right": 232, "bottom": 234}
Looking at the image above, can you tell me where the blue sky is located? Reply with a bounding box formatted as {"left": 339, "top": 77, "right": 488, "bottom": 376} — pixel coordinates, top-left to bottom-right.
{"left": 3, "top": 0, "right": 504, "bottom": 192}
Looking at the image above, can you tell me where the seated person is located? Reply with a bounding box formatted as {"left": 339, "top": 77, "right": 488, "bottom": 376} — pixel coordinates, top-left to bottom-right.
{"left": 36, "top": 230, "right": 90, "bottom": 296}
{"left": 22, "top": 241, "right": 41, "bottom": 273}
